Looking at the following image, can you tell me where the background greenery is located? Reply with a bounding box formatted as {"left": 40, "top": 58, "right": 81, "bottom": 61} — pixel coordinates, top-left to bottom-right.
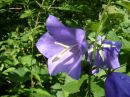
{"left": 0, "top": 0, "right": 130, "bottom": 97}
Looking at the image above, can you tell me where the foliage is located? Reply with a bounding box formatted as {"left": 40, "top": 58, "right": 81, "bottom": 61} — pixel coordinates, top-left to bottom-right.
{"left": 0, "top": 0, "right": 130, "bottom": 97}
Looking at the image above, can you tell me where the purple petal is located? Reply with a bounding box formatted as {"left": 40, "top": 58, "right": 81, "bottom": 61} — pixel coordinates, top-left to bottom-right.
{"left": 36, "top": 32, "right": 64, "bottom": 58}
{"left": 46, "top": 15, "right": 86, "bottom": 46}
{"left": 103, "top": 48, "right": 120, "bottom": 69}
{"left": 81, "top": 40, "right": 87, "bottom": 55}
{"left": 75, "top": 28, "right": 86, "bottom": 44}
{"left": 97, "top": 36, "right": 102, "bottom": 44}
{"left": 87, "top": 36, "right": 121, "bottom": 72}
{"left": 87, "top": 46, "right": 103, "bottom": 67}
{"left": 105, "top": 72, "right": 130, "bottom": 97}
{"left": 48, "top": 47, "right": 82, "bottom": 79}
{"left": 93, "top": 51, "right": 104, "bottom": 66}
{"left": 46, "top": 15, "right": 76, "bottom": 45}
{"left": 87, "top": 45, "right": 93, "bottom": 63}
{"left": 103, "top": 40, "right": 122, "bottom": 51}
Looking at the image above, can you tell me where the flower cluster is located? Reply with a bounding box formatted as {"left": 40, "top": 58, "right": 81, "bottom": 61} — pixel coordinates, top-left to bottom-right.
{"left": 36, "top": 15, "right": 130, "bottom": 96}
{"left": 87, "top": 36, "right": 122, "bottom": 74}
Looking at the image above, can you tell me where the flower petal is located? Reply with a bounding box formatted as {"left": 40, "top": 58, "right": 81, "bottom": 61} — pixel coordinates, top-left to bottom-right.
{"left": 103, "top": 48, "right": 120, "bottom": 69}
{"left": 46, "top": 15, "right": 76, "bottom": 45}
{"left": 87, "top": 36, "right": 121, "bottom": 72}
{"left": 103, "top": 40, "right": 122, "bottom": 51}
{"left": 81, "top": 40, "right": 87, "bottom": 55}
{"left": 48, "top": 47, "right": 82, "bottom": 79}
{"left": 105, "top": 72, "right": 130, "bottom": 97}
{"left": 46, "top": 15, "right": 86, "bottom": 46}
{"left": 75, "top": 28, "right": 86, "bottom": 44}
{"left": 36, "top": 32, "right": 64, "bottom": 58}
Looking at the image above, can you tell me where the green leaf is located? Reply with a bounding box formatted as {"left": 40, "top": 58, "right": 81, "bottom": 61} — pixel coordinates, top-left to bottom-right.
{"left": 107, "top": 31, "right": 120, "bottom": 41}
{"left": 8, "top": 67, "right": 29, "bottom": 83}
{"left": 20, "top": 10, "right": 34, "bottom": 18}
{"left": 27, "top": 88, "right": 52, "bottom": 97}
{"left": 122, "top": 39, "right": 130, "bottom": 52}
{"left": 115, "top": 65, "right": 126, "bottom": 73}
{"left": 13, "top": 67, "right": 29, "bottom": 77}
{"left": 117, "top": 1, "right": 130, "bottom": 11}
{"left": 33, "top": 72, "right": 41, "bottom": 82}
{"left": 19, "top": 55, "right": 36, "bottom": 66}
{"left": 2, "top": 67, "right": 15, "bottom": 75}
{"left": 51, "top": 83, "right": 64, "bottom": 97}
{"left": 62, "top": 75, "right": 87, "bottom": 96}
{"left": 0, "top": 0, "right": 13, "bottom": 8}
{"left": 91, "top": 76, "right": 105, "bottom": 97}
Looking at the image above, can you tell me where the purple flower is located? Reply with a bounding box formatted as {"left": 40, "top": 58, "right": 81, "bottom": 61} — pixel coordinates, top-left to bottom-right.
{"left": 87, "top": 36, "right": 121, "bottom": 74}
{"left": 105, "top": 72, "right": 130, "bottom": 97}
{"left": 36, "top": 15, "right": 87, "bottom": 79}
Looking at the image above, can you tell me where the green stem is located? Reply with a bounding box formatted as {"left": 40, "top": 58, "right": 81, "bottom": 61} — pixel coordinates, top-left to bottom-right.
{"left": 92, "top": 0, "right": 111, "bottom": 61}
{"left": 86, "top": 0, "right": 112, "bottom": 96}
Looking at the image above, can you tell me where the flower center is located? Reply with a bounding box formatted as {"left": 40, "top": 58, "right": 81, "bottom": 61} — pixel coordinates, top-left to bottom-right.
{"left": 52, "top": 42, "right": 76, "bottom": 63}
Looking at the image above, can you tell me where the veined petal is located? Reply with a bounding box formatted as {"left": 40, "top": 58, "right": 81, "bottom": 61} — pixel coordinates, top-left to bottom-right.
{"left": 48, "top": 47, "right": 82, "bottom": 79}
{"left": 87, "top": 35, "right": 121, "bottom": 73}
{"left": 105, "top": 72, "right": 130, "bottom": 97}
{"left": 46, "top": 15, "right": 76, "bottom": 45}
{"left": 36, "top": 32, "right": 64, "bottom": 58}
{"left": 103, "top": 40, "right": 122, "bottom": 51}
{"left": 46, "top": 15, "right": 86, "bottom": 46}
{"left": 87, "top": 46, "right": 103, "bottom": 66}
{"left": 103, "top": 48, "right": 120, "bottom": 69}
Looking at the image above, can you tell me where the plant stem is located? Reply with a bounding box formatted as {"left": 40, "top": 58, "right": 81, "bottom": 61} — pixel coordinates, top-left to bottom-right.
{"left": 86, "top": 0, "right": 112, "bottom": 96}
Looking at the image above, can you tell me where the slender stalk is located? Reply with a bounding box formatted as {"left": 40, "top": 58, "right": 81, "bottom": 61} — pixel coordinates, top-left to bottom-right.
{"left": 86, "top": 0, "right": 111, "bottom": 97}
{"left": 30, "top": 0, "right": 45, "bottom": 91}
{"left": 92, "top": 0, "right": 111, "bottom": 60}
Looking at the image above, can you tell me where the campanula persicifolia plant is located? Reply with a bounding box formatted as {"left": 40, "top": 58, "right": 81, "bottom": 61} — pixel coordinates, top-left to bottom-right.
{"left": 1, "top": 0, "right": 130, "bottom": 97}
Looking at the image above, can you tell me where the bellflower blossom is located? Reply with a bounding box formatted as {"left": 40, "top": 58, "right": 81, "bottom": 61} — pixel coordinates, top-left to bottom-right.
{"left": 36, "top": 15, "right": 87, "bottom": 79}
{"left": 105, "top": 72, "right": 130, "bottom": 97}
{"left": 87, "top": 36, "right": 122, "bottom": 74}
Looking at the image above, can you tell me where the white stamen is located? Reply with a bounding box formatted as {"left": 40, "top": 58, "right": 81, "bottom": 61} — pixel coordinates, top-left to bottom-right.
{"left": 102, "top": 44, "right": 116, "bottom": 48}
{"left": 52, "top": 42, "right": 73, "bottom": 63}
{"left": 54, "top": 41, "right": 70, "bottom": 49}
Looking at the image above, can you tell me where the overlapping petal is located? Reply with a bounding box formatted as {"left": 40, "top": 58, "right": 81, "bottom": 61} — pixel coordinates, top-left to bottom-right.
{"left": 46, "top": 15, "right": 86, "bottom": 46}
{"left": 48, "top": 47, "right": 82, "bottom": 79}
{"left": 36, "top": 32, "right": 64, "bottom": 58}
{"left": 105, "top": 72, "right": 130, "bottom": 97}
{"left": 103, "top": 48, "right": 120, "bottom": 69}
{"left": 36, "top": 15, "right": 87, "bottom": 79}
{"left": 87, "top": 36, "right": 121, "bottom": 73}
